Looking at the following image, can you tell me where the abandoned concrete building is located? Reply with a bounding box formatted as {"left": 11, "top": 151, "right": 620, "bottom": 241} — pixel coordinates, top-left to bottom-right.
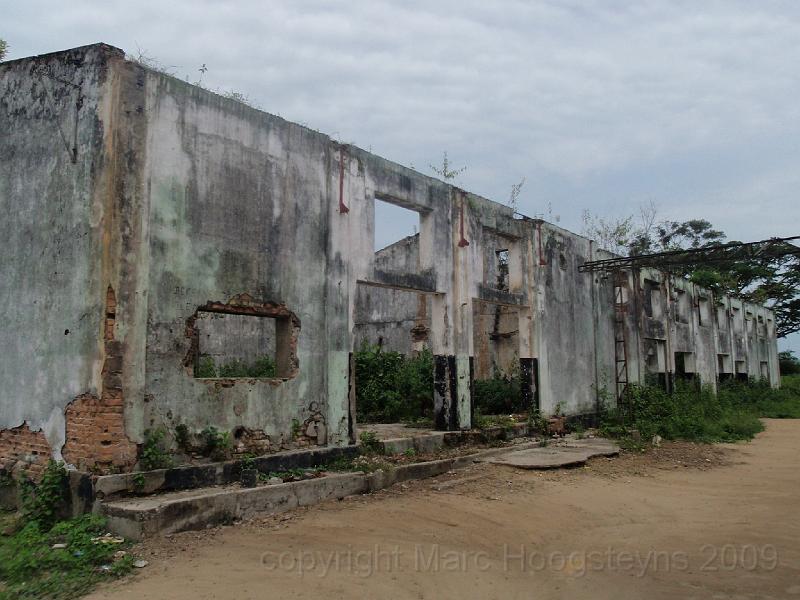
{"left": 0, "top": 44, "right": 781, "bottom": 476}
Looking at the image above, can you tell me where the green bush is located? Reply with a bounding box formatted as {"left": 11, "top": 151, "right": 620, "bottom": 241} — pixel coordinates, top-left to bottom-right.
{"left": 195, "top": 356, "right": 217, "bottom": 378}
{"left": 600, "top": 376, "right": 800, "bottom": 445}
{"left": 355, "top": 344, "right": 433, "bottom": 422}
{"left": 719, "top": 375, "right": 800, "bottom": 419}
{"left": 472, "top": 412, "right": 516, "bottom": 431}
{"left": 358, "top": 430, "right": 384, "bottom": 454}
{"left": 472, "top": 373, "right": 524, "bottom": 415}
{"left": 174, "top": 423, "right": 191, "bottom": 451}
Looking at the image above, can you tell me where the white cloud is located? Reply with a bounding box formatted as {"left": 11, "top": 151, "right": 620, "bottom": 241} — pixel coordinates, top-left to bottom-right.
{"left": 4, "top": 0, "right": 799, "bottom": 345}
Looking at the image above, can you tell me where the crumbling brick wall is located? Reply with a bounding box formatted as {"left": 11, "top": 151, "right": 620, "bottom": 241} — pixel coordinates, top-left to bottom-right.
{"left": 0, "top": 424, "right": 51, "bottom": 479}
{"left": 62, "top": 287, "right": 137, "bottom": 473}
{"left": 62, "top": 391, "right": 136, "bottom": 472}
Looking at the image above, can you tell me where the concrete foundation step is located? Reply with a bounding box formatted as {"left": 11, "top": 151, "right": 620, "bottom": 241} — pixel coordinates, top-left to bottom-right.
{"left": 102, "top": 438, "right": 615, "bottom": 539}
{"left": 101, "top": 440, "right": 546, "bottom": 539}
{"left": 102, "top": 472, "right": 368, "bottom": 540}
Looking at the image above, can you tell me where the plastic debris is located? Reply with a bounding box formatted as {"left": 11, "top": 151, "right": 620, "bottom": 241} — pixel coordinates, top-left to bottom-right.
{"left": 91, "top": 533, "right": 125, "bottom": 544}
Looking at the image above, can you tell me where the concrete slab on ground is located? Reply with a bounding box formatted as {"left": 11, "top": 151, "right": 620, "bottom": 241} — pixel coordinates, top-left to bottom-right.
{"left": 483, "top": 438, "right": 619, "bottom": 470}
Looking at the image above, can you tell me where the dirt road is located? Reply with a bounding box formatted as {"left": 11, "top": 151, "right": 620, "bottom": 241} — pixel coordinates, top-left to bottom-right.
{"left": 88, "top": 419, "right": 800, "bottom": 600}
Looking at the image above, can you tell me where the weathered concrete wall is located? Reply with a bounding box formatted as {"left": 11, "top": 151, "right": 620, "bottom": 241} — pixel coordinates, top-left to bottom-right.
{"left": 1, "top": 44, "right": 783, "bottom": 475}
{"left": 624, "top": 267, "right": 781, "bottom": 393}
{"left": 138, "top": 70, "right": 338, "bottom": 452}
{"left": 353, "top": 284, "right": 430, "bottom": 355}
{"left": 0, "top": 44, "right": 141, "bottom": 475}
{"left": 531, "top": 223, "right": 613, "bottom": 416}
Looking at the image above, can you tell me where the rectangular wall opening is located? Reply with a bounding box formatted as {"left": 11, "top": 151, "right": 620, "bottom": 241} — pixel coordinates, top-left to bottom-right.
{"left": 718, "top": 354, "right": 733, "bottom": 381}
{"left": 472, "top": 300, "right": 525, "bottom": 414}
{"left": 495, "top": 249, "right": 509, "bottom": 291}
{"left": 374, "top": 198, "right": 420, "bottom": 253}
{"left": 698, "top": 296, "right": 711, "bottom": 327}
{"left": 353, "top": 282, "right": 433, "bottom": 426}
{"left": 716, "top": 303, "right": 728, "bottom": 329}
{"left": 674, "top": 351, "right": 696, "bottom": 382}
{"left": 735, "top": 359, "right": 748, "bottom": 382}
{"left": 643, "top": 280, "right": 663, "bottom": 320}
{"left": 644, "top": 339, "right": 668, "bottom": 390}
{"left": 194, "top": 311, "right": 293, "bottom": 379}
{"left": 482, "top": 229, "right": 521, "bottom": 294}
{"left": 674, "top": 289, "right": 690, "bottom": 324}
{"left": 757, "top": 315, "right": 767, "bottom": 337}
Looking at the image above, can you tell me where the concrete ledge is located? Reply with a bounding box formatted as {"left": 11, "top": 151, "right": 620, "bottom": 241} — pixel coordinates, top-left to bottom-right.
{"left": 94, "top": 445, "right": 360, "bottom": 500}
{"left": 102, "top": 440, "right": 548, "bottom": 539}
{"left": 380, "top": 424, "right": 529, "bottom": 455}
{"left": 380, "top": 431, "right": 448, "bottom": 455}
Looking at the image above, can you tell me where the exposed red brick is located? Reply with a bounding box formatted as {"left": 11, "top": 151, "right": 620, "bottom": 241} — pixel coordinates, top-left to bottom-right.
{"left": 104, "top": 285, "right": 116, "bottom": 341}
{"left": 62, "top": 391, "right": 136, "bottom": 472}
{"left": 0, "top": 423, "right": 51, "bottom": 478}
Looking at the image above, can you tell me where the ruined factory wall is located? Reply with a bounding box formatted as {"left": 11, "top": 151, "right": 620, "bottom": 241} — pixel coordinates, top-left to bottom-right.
{"left": 625, "top": 269, "right": 780, "bottom": 391}
{"left": 137, "top": 70, "right": 342, "bottom": 452}
{"left": 532, "top": 223, "right": 615, "bottom": 416}
{"left": 3, "top": 43, "right": 783, "bottom": 474}
{"left": 0, "top": 45, "right": 139, "bottom": 474}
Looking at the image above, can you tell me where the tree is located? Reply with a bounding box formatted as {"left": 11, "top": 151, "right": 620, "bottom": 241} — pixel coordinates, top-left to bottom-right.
{"left": 583, "top": 202, "right": 800, "bottom": 338}
{"left": 581, "top": 210, "right": 635, "bottom": 256}
{"left": 0, "top": 39, "right": 8, "bottom": 61}
{"left": 779, "top": 350, "right": 800, "bottom": 375}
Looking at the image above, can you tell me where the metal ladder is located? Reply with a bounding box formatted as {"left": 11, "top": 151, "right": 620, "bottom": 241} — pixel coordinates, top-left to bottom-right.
{"left": 613, "top": 270, "right": 630, "bottom": 417}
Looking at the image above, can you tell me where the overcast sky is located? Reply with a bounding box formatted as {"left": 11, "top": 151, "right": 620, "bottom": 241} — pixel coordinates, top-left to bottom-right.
{"left": 4, "top": 0, "right": 799, "bottom": 351}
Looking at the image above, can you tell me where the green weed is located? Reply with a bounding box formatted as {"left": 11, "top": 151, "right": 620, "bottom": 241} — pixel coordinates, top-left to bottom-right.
{"left": 19, "top": 460, "right": 67, "bottom": 531}
{"left": 0, "top": 514, "right": 133, "bottom": 600}
{"left": 200, "top": 426, "right": 233, "bottom": 461}
{"left": 139, "top": 427, "right": 174, "bottom": 471}
{"left": 358, "top": 430, "right": 384, "bottom": 454}
{"left": 195, "top": 355, "right": 277, "bottom": 378}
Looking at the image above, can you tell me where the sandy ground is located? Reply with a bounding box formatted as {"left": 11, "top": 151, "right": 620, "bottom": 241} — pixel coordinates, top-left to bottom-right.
{"left": 87, "top": 419, "right": 800, "bottom": 600}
